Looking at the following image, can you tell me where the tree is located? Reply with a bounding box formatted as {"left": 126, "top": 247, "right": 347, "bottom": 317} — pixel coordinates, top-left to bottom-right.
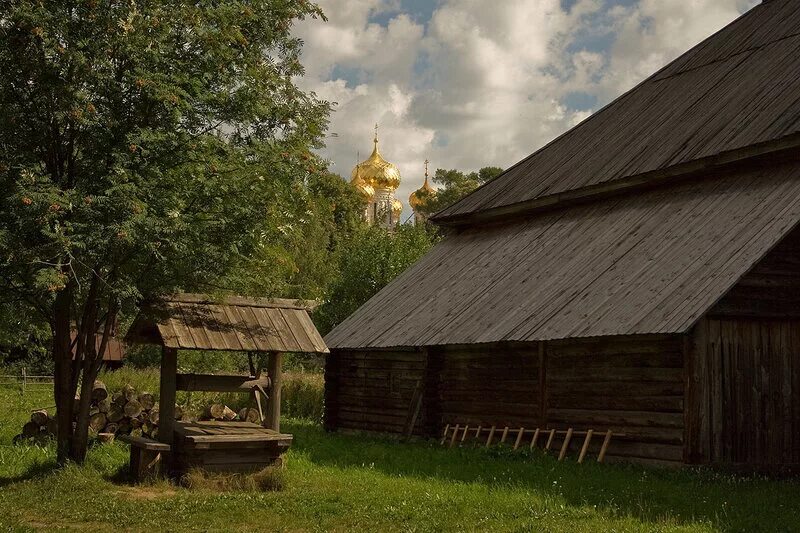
{"left": 416, "top": 166, "right": 503, "bottom": 217}
{"left": 0, "top": 0, "right": 329, "bottom": 463}
{"left": 314, "top": 223, "right": 439, "bottom": 335}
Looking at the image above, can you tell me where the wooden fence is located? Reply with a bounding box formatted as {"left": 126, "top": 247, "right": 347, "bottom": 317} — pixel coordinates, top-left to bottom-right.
{"left": 0, "top": 368, "right": 54, "bottom": 395}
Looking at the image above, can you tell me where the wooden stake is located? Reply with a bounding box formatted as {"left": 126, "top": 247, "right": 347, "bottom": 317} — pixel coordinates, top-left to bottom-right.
{"left": 500, "top": 426, "right": 509, "bottom": 444}
{"left": 440, "top": 424, "right": 450, "bottom": 445}
{"left": 158, "top": 347, "right": 178, "bottom": 446}
{"left": 486, "top": 425, "right": 496, "bottom": 447}
{"left": 545, "top": 429, "right": 556, "bottom": 451}
{"left": 514, "top": 427, "right": 525, "bottom": 450}
{"left": 264, "top": 352, "right": 283, "bottom": 432}
{"left": 461, "top": 425, "right": 470, "bottom": 443}
{"left": 598, "top": 430, "right": 613, "bottom": 463}
{"left": 577, "top": 430, "right": 593, "bottom": 463}
{"left": 475, "top": 425, "right": 482, "bottom": 438}
{"left": 449, "top": 424, "right": 460, "bottom": 448}
{"left": 530, "top": 428, "right": 540, "bottom": 450}
{"left": 558, "top": 428, "right": 574, "bottom": 461}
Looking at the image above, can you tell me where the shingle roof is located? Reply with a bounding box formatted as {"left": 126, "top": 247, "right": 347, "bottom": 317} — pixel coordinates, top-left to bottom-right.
{"left": 433, "top": 0, "right": 800, "bottom": 224}
{"left": 326, "top": 162, "right": 800, "bottom": 349}
{"left": 126, "top": 294, "right": 328, "bottom": 353}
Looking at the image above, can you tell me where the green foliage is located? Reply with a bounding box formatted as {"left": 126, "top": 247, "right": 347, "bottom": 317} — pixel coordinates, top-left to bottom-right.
{"left": 418, "top": 166, "right": 504, "bottom": 216}
{"left": 0, "top": 0, "right": 333, "bottom": 309}
{"left": 314, "top": 222, "right": 439, "bottom": 335}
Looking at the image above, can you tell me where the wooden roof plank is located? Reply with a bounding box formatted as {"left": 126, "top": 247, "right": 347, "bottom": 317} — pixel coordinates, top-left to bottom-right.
{"left": 253, "top": 308, "right": 289, "bottom": 353}
{"left": 268, "top": 309, "right": 301, "bottom": 352}
{"left": 222, "top": 305, "right": 258, "bottom": 352}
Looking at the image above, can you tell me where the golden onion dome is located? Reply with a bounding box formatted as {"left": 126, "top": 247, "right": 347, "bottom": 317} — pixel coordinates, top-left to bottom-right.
{"left": 409, "top": 160, "right": 436, "bottom": 210}
{"left": 391, "top": 198, "right": 403, "bottom": 221}
{"left": 350, "top": 128, "right": 401, "bottom": 191}
{"left": 350, "top": 166, "right": 375, "bottom": 199}
{"left": 409, "top": 176, "right": 435, "bottom": 210}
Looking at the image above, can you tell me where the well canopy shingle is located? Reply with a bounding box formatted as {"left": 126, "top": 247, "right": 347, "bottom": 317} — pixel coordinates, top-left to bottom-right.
{"left": 433, "top": 0, "right": 800, "bottom": 223}
{"left": 326, "top": 162, "right": 800, "bottom": 349}
{"left": 127, "top": 294, "right": 328, "bottom": 354}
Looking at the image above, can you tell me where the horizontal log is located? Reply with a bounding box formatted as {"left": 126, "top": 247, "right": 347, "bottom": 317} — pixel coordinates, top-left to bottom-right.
{"left": 548, "top": 395, "right": 683, "bottom": 412}
{"left": 545, "top": 335, "right": 680, "bottom": 353}
{"left": 339, "top": 352, "right": 424, "bottom": 363}
{"left": 546, "top": 367, "right": 682, "bottom": 383}
{"left": 547, "top": 381, "right": 683, "bottom": 396}
{"left": 547, "top": 408, "right": 684, "bottom": 429}
{"left": 176, "top": 373, "right": 271, "bottom": 393}
{"left": 441, "top": 391, "right": 540, "bottom": 403}
{"left": 546, "top": 352, "right": 683, "bottom": 369}
{"left": 439, "top": 400, "right": 539, "bottom": 416}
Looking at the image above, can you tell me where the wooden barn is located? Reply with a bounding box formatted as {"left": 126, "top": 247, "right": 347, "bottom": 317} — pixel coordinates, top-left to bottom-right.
{"left": 324, "top": 0, "right": 800, "bottom": 469}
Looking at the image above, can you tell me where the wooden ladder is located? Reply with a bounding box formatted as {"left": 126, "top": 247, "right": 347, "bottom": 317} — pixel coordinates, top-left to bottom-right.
{"left": 439, "top": 424, "right": 620, "bottom": 463}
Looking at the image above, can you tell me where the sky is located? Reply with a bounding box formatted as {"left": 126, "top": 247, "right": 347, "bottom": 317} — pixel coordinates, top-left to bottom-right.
{"left": 295, "top": 0, "right": 759, "bottom": 218}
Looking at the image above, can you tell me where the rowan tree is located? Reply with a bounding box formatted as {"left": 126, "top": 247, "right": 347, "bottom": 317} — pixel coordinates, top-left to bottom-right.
{"left": 0, "top": 0, "right": 329, "bottom": 463}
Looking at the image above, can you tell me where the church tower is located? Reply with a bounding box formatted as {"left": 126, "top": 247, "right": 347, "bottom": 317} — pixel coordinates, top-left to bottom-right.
{"left": 351, "top": 125, "right": 403, "bottom": 228}
{"left": 409, "top": 159, "right": 436, "bottom": 224}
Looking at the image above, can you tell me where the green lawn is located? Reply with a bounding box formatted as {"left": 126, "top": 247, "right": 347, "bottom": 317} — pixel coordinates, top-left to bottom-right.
{"left": 1, "top": 382, "right": 799, "bottom": 532}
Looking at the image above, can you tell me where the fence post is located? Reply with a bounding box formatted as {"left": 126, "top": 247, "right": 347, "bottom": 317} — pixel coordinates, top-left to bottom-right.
{"left": 21, "top": 366, "right": 26, "bottom": 396}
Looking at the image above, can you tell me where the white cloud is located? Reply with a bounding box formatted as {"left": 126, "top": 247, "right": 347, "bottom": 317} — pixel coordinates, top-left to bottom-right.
{"left": 296, "top": 0, "right": 757, "bottom": 218}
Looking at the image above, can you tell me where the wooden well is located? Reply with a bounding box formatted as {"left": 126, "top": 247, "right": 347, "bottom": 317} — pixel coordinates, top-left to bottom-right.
{"left": 125, "top": 293, "right": 328, "bottom": 478}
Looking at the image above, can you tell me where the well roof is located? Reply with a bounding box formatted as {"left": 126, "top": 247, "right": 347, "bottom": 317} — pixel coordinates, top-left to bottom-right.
{"left": 126, "top": 294, "right": 328, "bottom": 353}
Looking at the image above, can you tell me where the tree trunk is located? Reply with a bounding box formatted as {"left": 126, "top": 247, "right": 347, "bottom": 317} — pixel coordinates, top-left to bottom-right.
{"left": 52, "top": 286, "right": 75, "bottom": 464}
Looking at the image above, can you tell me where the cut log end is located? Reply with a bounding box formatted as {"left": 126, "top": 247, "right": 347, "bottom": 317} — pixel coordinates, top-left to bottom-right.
{"left": 30, "top": 410, "right": 48, "bottom": 426}
{"left": 91, "top": 380, "right": 108, "bottom": 402}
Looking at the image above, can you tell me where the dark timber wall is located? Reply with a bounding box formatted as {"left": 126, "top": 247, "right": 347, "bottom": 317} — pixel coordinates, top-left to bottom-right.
{"left": 684, "top": 227, "right": 800, "bottom": 466}
{"left": 688, "top": 318, "right": 800, "bottom": 466}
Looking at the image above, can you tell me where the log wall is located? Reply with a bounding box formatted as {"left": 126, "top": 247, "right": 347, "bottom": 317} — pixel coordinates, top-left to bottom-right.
{"left": 324, "top": 348, "right": 427, "bottom": 435}
{"left": 326, "top": 336, "right": 686, "bottom": 465}
{"left": 438, "top": 343, "right": 541, "bottom": 428}
{"left": 544, "top": 335, "right": 685, "bottom": 466}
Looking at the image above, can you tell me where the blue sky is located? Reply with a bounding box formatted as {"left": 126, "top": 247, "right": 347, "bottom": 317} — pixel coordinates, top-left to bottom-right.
{"left": 296, "top": 0, "right": 757, "bottom": 217}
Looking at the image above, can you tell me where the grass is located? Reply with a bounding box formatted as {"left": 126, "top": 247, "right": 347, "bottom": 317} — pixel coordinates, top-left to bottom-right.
{"left": 2, "top": 378, "right": 800, "bottom": 531}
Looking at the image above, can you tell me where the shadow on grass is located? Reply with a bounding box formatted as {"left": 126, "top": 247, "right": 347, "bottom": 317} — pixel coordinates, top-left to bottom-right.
{"left": 284, "top": 421, "right": 800, "bottom": 533}
{"left": 0, "top": 456, "right": 59, "bottom": 488}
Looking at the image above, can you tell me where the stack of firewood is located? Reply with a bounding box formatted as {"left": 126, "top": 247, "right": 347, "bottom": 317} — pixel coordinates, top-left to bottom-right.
{"left": 13, "top": 381, "right": 183, "bottom": 444}
{"left": 96, "top": 382, "right": 183, "bottom": 440}
{"left": 13, "top": 409, "right": 57, "bottom": 445}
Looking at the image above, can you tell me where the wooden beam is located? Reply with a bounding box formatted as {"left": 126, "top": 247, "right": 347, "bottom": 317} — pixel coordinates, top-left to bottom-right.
{"left": 598, "top": 430, "right": 613, "bottom": 463}
{"left": 264, "top": 352, "right": 283, "bottom": 432}
{"left": 158, "top": 347, "right": 178, "bottom": 446}
{"left": 176, "top": 373, "right": 271, "bottom": 393}
{"left": 539, "top": 342, "right": 547, "bottom": 428}
{"left": 486, "top": 425, "right": 496, "bottom": 447}
{"left": 514, "top": 427, "right": 525, "bottom": 450}
{"left": 558, "top": 428, "right": 574, "bottom": 461}
{"left": 545, "top": 429, "right": 556, "bottom": 451}
{"left": 578, "top": 430, "right": 594, "bottom": 463}
{"left": 530, "top": 428, "right": 540, "bottom": 450}
{"left": 449, "top": 424, "right": 460, "bottom": 448}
